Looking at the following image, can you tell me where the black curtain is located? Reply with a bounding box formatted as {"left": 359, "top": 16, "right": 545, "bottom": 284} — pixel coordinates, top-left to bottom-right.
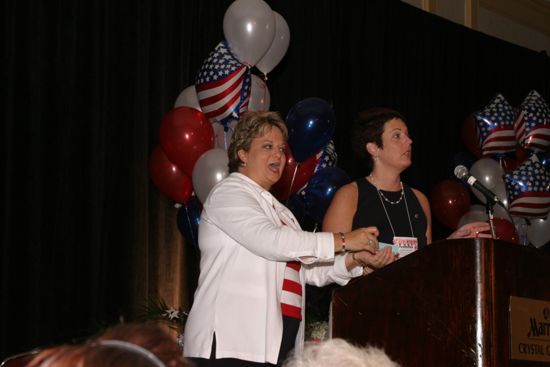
{"left": 2, "top": 0, "right": 549, "bottom": 358}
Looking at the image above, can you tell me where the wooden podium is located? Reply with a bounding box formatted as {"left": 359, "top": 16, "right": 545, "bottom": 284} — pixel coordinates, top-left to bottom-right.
{"left": 332, "top": 239, "right": 550, "bottom": 367}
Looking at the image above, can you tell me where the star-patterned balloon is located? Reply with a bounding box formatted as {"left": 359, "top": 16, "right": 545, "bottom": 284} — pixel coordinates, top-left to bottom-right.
{"left": 514, "top": 90, "right": 550, "bottom": 153}
{"left": 504, "top": 155, "right": 550, "bottom": 218}
{"left": 195, "top": 41, "right": 251, "bottom": 127}
{"left": 314, "top": 140, "right": 337, "bottom": 173}
{"left": 297, "top": 166, "right": 351, "bottom": 223}
{"left": 474, "top": 94, "right": 517, "bottom": 157}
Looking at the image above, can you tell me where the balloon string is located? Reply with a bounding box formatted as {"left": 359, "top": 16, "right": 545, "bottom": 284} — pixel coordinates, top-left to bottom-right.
{"left": 223, "top": 126, "right": 229, "bottom": 151}
{"left": 498, "top": 156, "right": 507, "bottom": 172}
{"left": 286, "top": 164, "right": 299, "bottom": 200}
{"left": 262, "top": 84, "right": 268, "bottom": 111}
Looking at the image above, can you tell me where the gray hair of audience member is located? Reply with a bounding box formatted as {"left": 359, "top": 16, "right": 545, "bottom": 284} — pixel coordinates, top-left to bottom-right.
{"left": 283, "top": 338, "right": 400, "bottom": 367}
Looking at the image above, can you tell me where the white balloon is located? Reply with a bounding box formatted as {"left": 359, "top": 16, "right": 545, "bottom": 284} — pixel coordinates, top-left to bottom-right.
{"left": 469, "top": 158, "right": 507, "bottom": 207}
{"left": 527, "top": 216, "right": 550, "bottom": 248}
{"left": 223, "top": 0, "right": 275, "bottom": 66}
{"left": 248, "top": 75, "right": 270, "bottom": 111}
{"left": 174, "top": 85, "right": 201, "bottom": 111}
{"left": 469, "top": 204, "right": 485, "bottom": 213}
{"left": 466, "top": 203, "right": 509, "bottom": 221}
{"left": 457, "top": 209, "right": 488, "bottom": 229}
{"left": 457, "top": 204, "right": 512, "bottom": 229}
{"left": 512, "top": 216, "right": 529, "bottom": 246}
{"left": 256, "top": 11, "right": 290, "bottom": 75}
{"left": 192, "top": 149, "right": 230, "bottom": 203}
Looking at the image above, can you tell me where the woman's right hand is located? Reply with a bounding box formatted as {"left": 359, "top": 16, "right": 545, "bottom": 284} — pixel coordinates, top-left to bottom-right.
{"left": 335, "top": 226, "right": 379, "bottom": 254}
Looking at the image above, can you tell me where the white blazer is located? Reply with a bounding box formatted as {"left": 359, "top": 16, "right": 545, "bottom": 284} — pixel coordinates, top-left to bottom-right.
{"left": 183, "top": 173, "right": 362, "bottom": 364}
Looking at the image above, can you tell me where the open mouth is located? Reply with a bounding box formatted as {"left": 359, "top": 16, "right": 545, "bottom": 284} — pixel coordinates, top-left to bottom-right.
{"left": 268, "top": 162, "right": 280, "bottom": 173}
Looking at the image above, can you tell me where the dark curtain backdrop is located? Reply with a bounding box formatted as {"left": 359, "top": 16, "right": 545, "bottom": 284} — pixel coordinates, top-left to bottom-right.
{"left": 2, "top": 0, "right": 549, "bottom": 358}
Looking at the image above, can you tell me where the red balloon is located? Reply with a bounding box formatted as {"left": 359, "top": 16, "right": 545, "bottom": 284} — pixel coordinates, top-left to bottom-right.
{"left": 481, "top": 217, "right": 519, "bottom": 244}
{"left": 159, "top": 107, "right": 214, "bottom": 177}
{"left": 148, "top": 145, "right": 193, "bottom": 204}
{"left": 461, "top": 114, "right": 482, "bottom": 158}
{"left": 430, "top": 180, "right": 471, "bottom": 229}
{"left": 270, "top": 146, "right": 320, "bottom": 201}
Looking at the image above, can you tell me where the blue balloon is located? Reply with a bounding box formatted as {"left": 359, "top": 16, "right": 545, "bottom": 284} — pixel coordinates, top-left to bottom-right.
{"left": 285, "top": 193, "right": 308, "bottom": 224}
{"left": 286, "top": 98, "right": 336, "bottom": 162}
{"left": 285, "top": 193, "right": 319, "bottom": 232}
{"left": 300, "top": 167, "right": 351, "bottom": 224}
{"left": 176, "top": 196, "right": 203, "bottom": 251}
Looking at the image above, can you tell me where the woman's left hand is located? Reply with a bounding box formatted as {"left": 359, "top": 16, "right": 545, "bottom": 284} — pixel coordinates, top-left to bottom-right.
{"left": 447, "top": 221, "right": 492, "bottom": 239}
{"left": 352, "top": 247, "right": 398, "bottom": 270}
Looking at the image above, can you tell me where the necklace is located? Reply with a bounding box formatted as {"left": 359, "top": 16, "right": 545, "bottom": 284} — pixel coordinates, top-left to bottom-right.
{"left": 369, "top": 175, "right": 405, "bottom": 205}
{"left": 369, "top": 175, "right": 415, "bottom": 238}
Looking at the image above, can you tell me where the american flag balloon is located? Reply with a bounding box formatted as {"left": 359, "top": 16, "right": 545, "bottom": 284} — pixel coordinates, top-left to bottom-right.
{"left": 284, "top": 140, "right": 336, "bottom": 200}
{"left": 514, "top": 90, "right": 550, "bottom": 153}
{"left": 474, "top": 94, "right": 516, "bottom": 157}
{"left": 314, "top": 140, "right": 337, "bottom": 174}
{"left": 504, "top": 155, "right": 550, "bottom": 218}
{"left": 195, "top": 41, "right": 251, "bottom": 127}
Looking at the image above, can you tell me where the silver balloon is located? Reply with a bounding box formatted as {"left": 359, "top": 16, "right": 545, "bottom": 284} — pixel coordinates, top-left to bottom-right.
{"left": 248, "top": 75, "right": 270, "bottom": 111}
{"left": 460, "top": 203, "right": 509, "bottom": 227}
{"left": 256, "top": 11, "right": 290, "bottom": 75}
{"left": 222, "top": 0, "right": 275, "bottom": 66}
{"left": 192, "top": 148, "right": 230, "bottom": 203}
{"left": 174, "top": 85, "right": 201, "bottom": 111}
{"left": 512, "top": 216, "right": 529, "bottom": 246}
{"left": 457, "top": 208, "right": 488, "bottom": 229}
{"left": 527, "top": 216, "right": 550, "bottom": 248}
{"left": 470, "top": 158, "right": 508, "bottom": 207}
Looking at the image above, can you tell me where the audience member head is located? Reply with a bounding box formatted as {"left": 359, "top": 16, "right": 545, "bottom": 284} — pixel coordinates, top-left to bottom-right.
{"left": 27, "top": 322, "right": 187, "bottom": 367}
{"left": 27, "top": 341, "right": 166, "bottom": 367}
{"left": 95, "top": 322, "right": 187, "bottom": 367}
{"left": 352, "top": 107, "right": 406, "bottom": 172}
{"left": 283, "top": 338, "right": 400, "bottom": 367}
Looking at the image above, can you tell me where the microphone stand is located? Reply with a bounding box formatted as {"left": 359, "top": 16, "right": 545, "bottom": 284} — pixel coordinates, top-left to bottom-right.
{"left": 485, "top": 200, "right": 497, "bottom": 239}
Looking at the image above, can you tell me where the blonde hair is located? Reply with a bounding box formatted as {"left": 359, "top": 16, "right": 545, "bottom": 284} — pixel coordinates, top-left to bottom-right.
{"left": 227, "top": 111, "right": 288, "bottom": 173}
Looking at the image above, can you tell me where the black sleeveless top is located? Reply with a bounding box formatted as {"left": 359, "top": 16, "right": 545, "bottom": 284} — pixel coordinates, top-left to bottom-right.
{"left": 352, "top": 178, "right": 427, "bottom": 249}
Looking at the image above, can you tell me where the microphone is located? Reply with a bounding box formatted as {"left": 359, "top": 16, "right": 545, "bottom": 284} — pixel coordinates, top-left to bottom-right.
{"left": 454, "top": 165, "right": 504, "bottom": 207}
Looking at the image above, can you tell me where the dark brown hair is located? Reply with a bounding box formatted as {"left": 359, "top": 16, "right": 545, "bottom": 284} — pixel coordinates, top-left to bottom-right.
{"left": 352, "top": 107, "right": 406, "bottom": 172}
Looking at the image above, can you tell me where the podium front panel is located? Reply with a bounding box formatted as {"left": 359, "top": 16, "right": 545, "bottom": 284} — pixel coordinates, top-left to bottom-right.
{"left": 331, "top": 239, "right": 550, "bottom": 367}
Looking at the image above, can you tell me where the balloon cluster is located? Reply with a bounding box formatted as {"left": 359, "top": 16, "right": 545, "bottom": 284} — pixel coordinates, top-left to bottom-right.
{"left": 270, "top": 98, "right": 350, "bottom": 227}
{"left": 149, "top": 0, "right": 291, "bottom": 249}
{"left": 432, "top": 90, "right": 550, "bottom": 247}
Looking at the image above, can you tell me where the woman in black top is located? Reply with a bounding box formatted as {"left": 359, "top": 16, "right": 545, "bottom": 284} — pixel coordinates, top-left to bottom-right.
{"left": 323, "top": 107, "right": 490, "bottom": 273}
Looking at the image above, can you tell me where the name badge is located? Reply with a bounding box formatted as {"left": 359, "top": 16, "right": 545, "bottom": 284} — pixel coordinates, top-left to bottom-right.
{"left": 392, "top": 236, "right": 418, "bottom": 258}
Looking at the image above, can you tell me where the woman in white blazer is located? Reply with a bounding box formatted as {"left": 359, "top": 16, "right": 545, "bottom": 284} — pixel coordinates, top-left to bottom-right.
{"left": 184, "top": 111, "right": 382, "bottom": 367}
